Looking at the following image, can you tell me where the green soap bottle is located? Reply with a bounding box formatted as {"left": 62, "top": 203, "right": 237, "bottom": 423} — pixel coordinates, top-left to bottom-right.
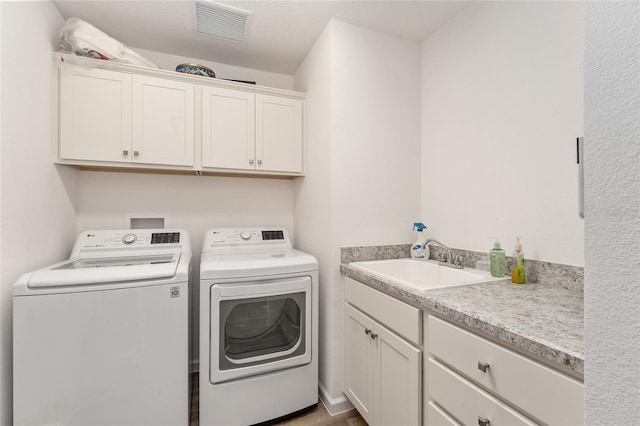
{"left": 490, "top": 238, "right": 506, "bottom": 277}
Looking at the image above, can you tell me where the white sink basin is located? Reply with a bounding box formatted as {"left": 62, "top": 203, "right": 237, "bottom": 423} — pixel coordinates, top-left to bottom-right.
{"left": 349, "top": 258, "right": 503, "bottom": 290}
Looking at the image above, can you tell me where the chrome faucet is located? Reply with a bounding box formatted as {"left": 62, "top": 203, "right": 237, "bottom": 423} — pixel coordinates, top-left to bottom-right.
{"left": 421, "top": 239, "right": 464, "bottom": 269}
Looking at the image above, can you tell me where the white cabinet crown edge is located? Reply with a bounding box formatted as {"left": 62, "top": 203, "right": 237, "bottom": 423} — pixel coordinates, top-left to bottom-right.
{"left": 53, "top": 52, "right": 305, "bottom": 100}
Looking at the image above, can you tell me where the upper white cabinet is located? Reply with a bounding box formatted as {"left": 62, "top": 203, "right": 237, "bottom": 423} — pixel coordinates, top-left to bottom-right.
{"left": 255, "top": 94, "right": 303, "bottom": 174}
{"left": 132, "top": 75, "right": 194, "bottom": 167}
{"left": 59, "top": 66, "right": 132, "bottom": 163}
{"left": 201, "top": 87, "right": 255, "bottom": 170}
{"left": 201, "top": 89, "right": 303, "bottom": 174}
{"left": 55, "top": 54, "right": 305, "bottom": 176}
{"left": 60, "top": 66, "right": 194, "bottom": 167}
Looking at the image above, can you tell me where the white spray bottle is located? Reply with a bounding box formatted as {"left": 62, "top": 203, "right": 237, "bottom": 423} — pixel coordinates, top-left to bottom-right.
{"left": 411, "top": 223, "right": 427, "bottom": 259}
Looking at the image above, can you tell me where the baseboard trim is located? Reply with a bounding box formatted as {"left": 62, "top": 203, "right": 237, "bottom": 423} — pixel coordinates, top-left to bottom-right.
{"left": 318, "top": 382, "right": 354, "bottom": 416}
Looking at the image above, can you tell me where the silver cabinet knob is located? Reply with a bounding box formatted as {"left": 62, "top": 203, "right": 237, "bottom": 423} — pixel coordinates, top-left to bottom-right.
{"left": 478, "top": 416, "right": 490, "bottom": 426}
{"left": 133, "top": 150, "right": 139, "bottom": 156}
{"left": 249, "top": 159, "right": 254, "bottom": 165}
{"left": 257, "top": 159, "right": 263, "bottom": 165}
{"left": 370, "top": 332, "right": 378, "bottom": 340}
{"left": 478, "top": 361, "right": 490, "bottom": 373}
{"left": 123, "top": 150, "right": 129, "bottom": 155}
{"left": 364, "top": 328, "right": 371, "bottom": 335}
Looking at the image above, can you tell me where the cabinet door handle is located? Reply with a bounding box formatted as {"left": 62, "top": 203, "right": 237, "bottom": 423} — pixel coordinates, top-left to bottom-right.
{"left": 249, "top": 159, "right": 254, "bottom": 165}
{"left": 477, "top": 361, "right": 490, "bottom": 373}
{"left": 478, "top": 416, "right": 490, "bottom": 426}
{"left": 370, "top": 332, "right": 378, "bottom": 340}
{"left": 364, "top": 328, "right": 371, "bottom": 335}
{"left": 123, "top": 150, "right": 129, "bottom": 155}
{"left": 257, "top": 159, "right": 263, "bottom": 165}
{"left": 133, "top": 150, "right": 139, "bottom": 156}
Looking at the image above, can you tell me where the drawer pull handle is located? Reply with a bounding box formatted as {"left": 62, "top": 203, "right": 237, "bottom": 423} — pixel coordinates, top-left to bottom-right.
{"left": 478, "top": 416, "right": 490, "bottom": 426}
{"left": 123, "top": 150, "right": 129, "bottom": 155}
{"left": 477, "top": 361, "right": 490, "bottom": 373}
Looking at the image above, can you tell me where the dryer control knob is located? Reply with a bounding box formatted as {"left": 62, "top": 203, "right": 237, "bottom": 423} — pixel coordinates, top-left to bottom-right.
{"left": 122, "top": 233, "right": 137, "bottom": 245}
{"left": 240, "top": 231, "right": 252, "bottom": 241}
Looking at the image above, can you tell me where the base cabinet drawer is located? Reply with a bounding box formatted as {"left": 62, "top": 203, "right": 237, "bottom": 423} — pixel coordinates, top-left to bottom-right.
{"left": 427, "top": 401, "right": 460, "bottom": 426}
{"left": 429, "top": 358, "right": 537, "bottom": 426}
{"left": 345, "top": 277, "right": 421, "bottom": 345}
{"left": 428, "top": 315, "right": 584, "bottom": 425}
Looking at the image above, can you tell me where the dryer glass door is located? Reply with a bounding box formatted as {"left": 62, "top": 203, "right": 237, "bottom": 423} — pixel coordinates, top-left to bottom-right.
{"left": 223, "top": 292, "right": 304, "bottom": 362}
{"left": 210, "top": 276, "right": 312, "bottom": 384}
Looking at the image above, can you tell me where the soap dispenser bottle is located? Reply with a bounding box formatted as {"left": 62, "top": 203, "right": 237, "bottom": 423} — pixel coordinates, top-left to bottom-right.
{"left": 411, "top": 223, "right": 427, "bottom": 259}
{"left": 511, "top": 236, "right": 526, "bottom": 284}
{"left": 490, "top": 238, "right": 506, "bottom": 277}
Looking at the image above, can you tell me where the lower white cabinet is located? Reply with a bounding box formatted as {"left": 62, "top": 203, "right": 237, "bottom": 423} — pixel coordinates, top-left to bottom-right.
{"left": 344, "top": 278, "right": 422, "bottom": 426}
{"left": 427, "top": 315, "right": 585, "bottom": 426}
{"left": 428, "top": 358, "right": 536, "bottom": 426}
{"left": 427, "top": 400, "right": 460, "bottom": 426}
{"left": 341, "top": 277, "right": 585, "bottom": 426}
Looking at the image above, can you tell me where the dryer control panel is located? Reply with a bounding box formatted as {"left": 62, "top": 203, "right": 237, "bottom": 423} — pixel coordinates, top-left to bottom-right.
{"left": 203, "top": 228, "right": 292, "bottom": 252}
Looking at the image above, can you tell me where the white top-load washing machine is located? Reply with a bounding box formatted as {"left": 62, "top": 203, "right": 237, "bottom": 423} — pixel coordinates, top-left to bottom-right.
{"left": 13, "top": 229, "right": 192, "bottom": 426}
{"left": 199, "top": 227, "right": 318, "bottom": 426}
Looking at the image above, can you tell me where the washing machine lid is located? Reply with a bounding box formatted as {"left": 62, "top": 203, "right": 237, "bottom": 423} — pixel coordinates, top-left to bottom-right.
{"left": 15, "top": 229, "right": 192, "bottom": 293}
{"left": 200, "top": 249, "right": 317, "bottom": 279}
{"left": 25, "top": 251, "right": 181, "bottom": 288}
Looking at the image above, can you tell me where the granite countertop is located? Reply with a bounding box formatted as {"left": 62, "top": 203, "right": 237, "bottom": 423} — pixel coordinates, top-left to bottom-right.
{"left": 341, "top": 262, "right": 584, "bottom": 377}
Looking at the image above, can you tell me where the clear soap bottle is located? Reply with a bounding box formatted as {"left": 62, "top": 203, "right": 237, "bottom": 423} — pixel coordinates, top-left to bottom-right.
{"left": 490, "top": 238, "right": 506, "bottom": 277}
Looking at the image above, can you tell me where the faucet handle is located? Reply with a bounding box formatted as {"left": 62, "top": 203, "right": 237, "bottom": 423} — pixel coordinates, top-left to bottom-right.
{"left": 454, "top": 255, "right": 464, "bottom": 266}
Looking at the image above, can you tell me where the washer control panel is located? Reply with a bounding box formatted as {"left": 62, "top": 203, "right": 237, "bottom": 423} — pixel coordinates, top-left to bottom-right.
{"left": 73, "top": 229, "right": 187, "bottom": 251}
{"left": 122, "top": 233, "right": 137, "bottom": 245}
{"left": 203, "top": 228, "right": 291, "bottom": 250}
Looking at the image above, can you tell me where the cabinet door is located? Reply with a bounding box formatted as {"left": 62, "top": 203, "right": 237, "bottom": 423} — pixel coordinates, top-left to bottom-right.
{"left": 201, "top": 87, "right": 255, "bottom": 170}
{"left": 255, "top": 94, "right": 303, "bottom": 173}
{"left": 132, "top": 75, "right": 194, "bottom": 166}
{"left": 59, "top": 67, "right": 132, "bottom": 163}
{"left": 344, "top": 304, "right": 376, "bottom": 426}
{"left": 376, "top": 322, "right": 422, "bottom": 426}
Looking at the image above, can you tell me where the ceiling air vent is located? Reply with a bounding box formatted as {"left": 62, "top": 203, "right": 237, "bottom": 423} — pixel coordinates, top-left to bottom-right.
{"left": 195, "top": 2, "right": 251, "bottom": 43}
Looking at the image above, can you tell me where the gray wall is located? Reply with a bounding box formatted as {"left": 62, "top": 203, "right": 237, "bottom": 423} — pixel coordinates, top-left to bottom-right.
{"left": 584, "top": 1, "right": 640, "bottom": 423}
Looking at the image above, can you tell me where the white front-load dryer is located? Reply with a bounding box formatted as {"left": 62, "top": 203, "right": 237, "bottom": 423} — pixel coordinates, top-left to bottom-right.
{"left": 13, "top": 229, "right": 192, "bottom": 426}
{"left": 199, "top": 227, "right": 319, "bottom": 425}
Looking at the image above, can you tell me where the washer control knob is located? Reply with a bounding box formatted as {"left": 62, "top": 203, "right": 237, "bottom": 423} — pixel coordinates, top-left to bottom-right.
{"left": 122, "top": 233, "right": 137, "bottom": 245}
{"left": 240, "top": 231, "right": 252, "bottom": 241}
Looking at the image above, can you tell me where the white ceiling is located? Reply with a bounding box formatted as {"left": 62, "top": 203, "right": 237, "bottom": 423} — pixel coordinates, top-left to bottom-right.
{"left": 52, "top": 1, "right": 471, "bottom": 75}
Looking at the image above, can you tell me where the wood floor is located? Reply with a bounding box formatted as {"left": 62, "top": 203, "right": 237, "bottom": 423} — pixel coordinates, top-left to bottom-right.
{"left": 190, "top": 373, "right": 367, "bottom": 426}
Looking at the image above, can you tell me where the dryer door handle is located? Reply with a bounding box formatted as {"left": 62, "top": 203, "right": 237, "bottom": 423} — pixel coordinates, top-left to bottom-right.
{"left": 214, "top": 277, "right": 311, "bottom": 299}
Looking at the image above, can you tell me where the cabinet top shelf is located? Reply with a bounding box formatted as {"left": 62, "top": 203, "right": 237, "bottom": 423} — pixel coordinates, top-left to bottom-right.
{"left": 52, "top": 51, "right": 306, "bottom": 100}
